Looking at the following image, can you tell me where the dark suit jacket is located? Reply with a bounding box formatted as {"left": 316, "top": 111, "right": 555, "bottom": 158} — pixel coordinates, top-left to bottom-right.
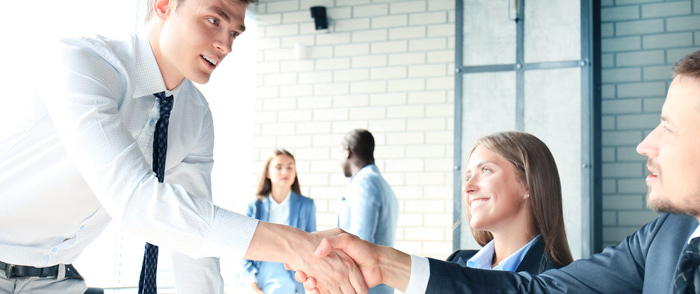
{"left": 445, "top": 236, "right": 559, "bottom": 275}
{"left": 426, "top": 213, "right": 698, "bottom": 293}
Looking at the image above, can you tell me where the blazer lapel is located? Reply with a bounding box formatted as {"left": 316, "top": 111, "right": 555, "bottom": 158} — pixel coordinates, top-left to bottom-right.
{"left": 261, "top": 197, "right": 271, "bottom": 222}
{"left": 289, "top": 193, "right": 300, "bottom": 229}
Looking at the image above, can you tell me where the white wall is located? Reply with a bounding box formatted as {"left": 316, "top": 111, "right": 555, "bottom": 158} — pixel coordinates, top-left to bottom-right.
{"left": 599, "top": 0, "right": 700, "bottom": 248}
{"left": 252, "top": 0, "right": 456, "bottom": 259}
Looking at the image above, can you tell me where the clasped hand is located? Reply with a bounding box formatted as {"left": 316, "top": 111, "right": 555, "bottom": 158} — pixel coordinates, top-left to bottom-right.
{"left": 286, "top": 228, "right": 383, "bottom": 294}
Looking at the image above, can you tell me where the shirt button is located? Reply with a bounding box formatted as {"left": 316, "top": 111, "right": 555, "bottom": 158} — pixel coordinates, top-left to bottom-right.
{"left": 79, "top": 225, "right": 85, "bottom": 231}
{"left": 150, "top": 119, "right": 155, "bottom": 126}
{"left": 52, "top": 248, "right": 57, "bottom": 253}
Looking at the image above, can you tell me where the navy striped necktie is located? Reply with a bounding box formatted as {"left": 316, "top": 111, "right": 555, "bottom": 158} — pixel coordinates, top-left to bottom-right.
{"left": 138, "top": 91, "right": 173, "bottom": 294}
{"left": 674, "top": 237, "right": 700, "bottom": 294}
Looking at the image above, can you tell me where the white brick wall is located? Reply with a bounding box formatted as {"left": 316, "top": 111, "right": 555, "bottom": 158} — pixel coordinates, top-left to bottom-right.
{"left": 253, "top": 0, "right": 455, "bottom": 260}
{"left": 600, "top": 0, "right": 700, "bottom": 247}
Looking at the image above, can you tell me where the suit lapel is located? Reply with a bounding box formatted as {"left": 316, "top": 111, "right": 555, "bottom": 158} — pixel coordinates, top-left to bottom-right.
{"left": 515, "top": 236, "right": 548, "bottom": 274}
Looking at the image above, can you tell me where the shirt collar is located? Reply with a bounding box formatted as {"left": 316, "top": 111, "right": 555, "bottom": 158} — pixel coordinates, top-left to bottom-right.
{"left": 466, "top": 240, "right": 495, "bottom": 270}
{"left": 467, "top": 235, "right": 542, "bottom": 271}
{"left": 350, "top": 164, "right": 379, "bottom": 181}
{"left": 132, "top": 31, "right": 168, "bottom": 99}
{"left": 689, "top": 224, "right": 700, "bottom": 243}
{"left": 269, "top": 190, "right": 292, "bottom": 209}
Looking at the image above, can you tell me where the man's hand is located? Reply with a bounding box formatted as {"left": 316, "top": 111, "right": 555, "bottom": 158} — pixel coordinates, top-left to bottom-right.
{"left": 290, "top": 228, "right": 383, "bottom": 293}
{"left": 294, "top": 228, "right": 413, "bottom": 293}
{"left": 249, "top": 283, "right": 264, "bottom": 294}
{"left": 245, "top": 222, "right": 368, "bottom": 294}
{"left": 314, "top": 229, "right": 384, "bottom": 287}
{"left": 293, "top": 244, "right": 368, "bottom": 293}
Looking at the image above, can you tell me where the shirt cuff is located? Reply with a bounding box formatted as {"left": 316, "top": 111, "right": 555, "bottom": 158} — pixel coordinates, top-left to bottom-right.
{"left": 403, "top": 255, "right": 429, "bottom": 294}
{"left": 200, "top": 207, "right": 259, "bottom": 258}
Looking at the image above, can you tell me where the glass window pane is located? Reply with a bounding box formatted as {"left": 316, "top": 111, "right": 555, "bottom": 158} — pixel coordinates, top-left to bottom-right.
{"left": 524, "top": 0, "right": 581, "bottom": 63}
{"left": 524, "top": 67, "right": 582, "bottom": 259}
{"left": 463, "top": 0, "right": 517, "bottom": 66}
{"left": 459, "top": 71, "right": 516, "bottom": 248}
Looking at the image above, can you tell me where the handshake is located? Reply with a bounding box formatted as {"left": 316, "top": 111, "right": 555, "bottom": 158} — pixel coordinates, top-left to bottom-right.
{"left": 248, "top": 223, "right": 412, "bottom": 294}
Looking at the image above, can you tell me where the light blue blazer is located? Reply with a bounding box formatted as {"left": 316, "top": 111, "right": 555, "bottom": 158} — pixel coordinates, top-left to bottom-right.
{"left": 337, "top": 164, "right": 399, "bottom": 294}
{"left": 242, "top": 192, "right": 316, "bottom": 294}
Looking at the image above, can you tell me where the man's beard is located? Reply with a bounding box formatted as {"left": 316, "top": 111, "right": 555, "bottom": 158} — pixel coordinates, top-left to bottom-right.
{"left": 643, "top": 158, "right": 700, "bottom": 216}
{"left": 647, "top": 187, "right": 700, "bottom": 217}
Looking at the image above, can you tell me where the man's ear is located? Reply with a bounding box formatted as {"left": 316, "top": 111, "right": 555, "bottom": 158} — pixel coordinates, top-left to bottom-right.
{"left": 343, "top": 148, "right": 351, "bottom": 159}
{"left": 153, "top": 0, "right": 174, "bottom": 20}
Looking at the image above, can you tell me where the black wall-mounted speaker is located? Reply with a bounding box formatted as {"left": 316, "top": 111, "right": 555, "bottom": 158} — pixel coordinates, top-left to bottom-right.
{"left": 310, "top": 6, "right": 328, "bottom": 30}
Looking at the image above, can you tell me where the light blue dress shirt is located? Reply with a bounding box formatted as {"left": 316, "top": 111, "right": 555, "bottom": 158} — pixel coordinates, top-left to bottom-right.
{"left": 337, "top": 164, "right": 399, "bottom": 294}
{"left": 467, "top": 235, "right": 542, "bottom": 271}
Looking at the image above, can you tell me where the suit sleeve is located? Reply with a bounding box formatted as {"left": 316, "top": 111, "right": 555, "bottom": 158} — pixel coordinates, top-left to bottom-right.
{"left": 425, "top": 215, "right": 668, "bottom": 293}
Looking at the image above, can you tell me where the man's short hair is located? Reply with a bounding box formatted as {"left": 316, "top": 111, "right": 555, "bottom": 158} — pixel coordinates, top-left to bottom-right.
{"left": 672, "top": 50, "right": 700, "bottom": 112}
{"left": 343, "top": 129, "right": 375, "bottom": 163}
{"left": 145, "top": 0, "right": 258, "bottom": 22}
{"left": 673, "top": 50, "right": 700, "bottom": 79}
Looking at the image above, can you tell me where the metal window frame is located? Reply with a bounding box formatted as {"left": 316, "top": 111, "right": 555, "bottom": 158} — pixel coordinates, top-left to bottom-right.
{"left": 453, "top": 0, "right": 601, "bottom": 257}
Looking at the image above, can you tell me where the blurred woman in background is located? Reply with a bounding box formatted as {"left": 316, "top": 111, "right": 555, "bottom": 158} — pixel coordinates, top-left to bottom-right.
{"left": 242, "top": 149, "right": 316, "bottom": 294}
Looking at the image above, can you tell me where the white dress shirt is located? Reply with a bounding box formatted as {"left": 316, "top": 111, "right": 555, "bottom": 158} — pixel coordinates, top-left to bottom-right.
{"left": 688, "top": 225, "right": 700, "bottom": 243}
{"left": 404, "top": 255, "right": 430, "bottom": 294}
{"left": 0, "top": 31, "right": 258, "bottom": 292}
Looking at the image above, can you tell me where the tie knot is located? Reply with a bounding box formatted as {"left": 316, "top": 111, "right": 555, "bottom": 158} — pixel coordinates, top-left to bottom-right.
{"left": 153, "top": 91, "right": 167, "bottom": 100}
{"left": 685, "top": 237, "right": 700, "bottom": 265}
{"left": 154, "top": 92, "right": 174, "bottom": 118}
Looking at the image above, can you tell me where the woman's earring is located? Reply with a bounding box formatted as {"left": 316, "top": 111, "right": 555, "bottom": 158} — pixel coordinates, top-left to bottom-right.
{"left": 524, "top": 194, "right": 529, "bottom": 198}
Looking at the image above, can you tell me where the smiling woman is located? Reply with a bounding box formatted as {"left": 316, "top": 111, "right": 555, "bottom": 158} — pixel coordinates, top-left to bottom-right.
{"left": 448, "top": 131, "right": 573, "bottom": 274}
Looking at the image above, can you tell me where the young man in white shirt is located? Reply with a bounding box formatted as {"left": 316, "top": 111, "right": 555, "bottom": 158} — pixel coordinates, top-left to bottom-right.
{"left": 0, "top": 0, "right": 365, "bottom": 293}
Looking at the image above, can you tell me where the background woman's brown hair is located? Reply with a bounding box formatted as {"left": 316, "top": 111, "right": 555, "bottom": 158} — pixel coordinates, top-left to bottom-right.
{"left": 255, "top": 149, "right": 301, "bottom": 199}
